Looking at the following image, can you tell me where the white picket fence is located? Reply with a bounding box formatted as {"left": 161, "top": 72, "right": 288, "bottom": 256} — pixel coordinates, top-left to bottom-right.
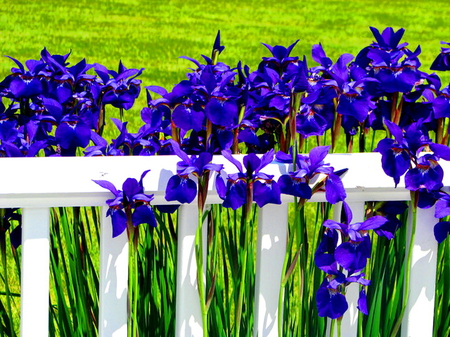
{"left": 0, "top": 153, "right": 442, "bottom": 337}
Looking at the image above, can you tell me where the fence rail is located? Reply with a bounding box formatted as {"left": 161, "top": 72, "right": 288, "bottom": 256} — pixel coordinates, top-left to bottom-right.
{"left": 0, "top": 153, "right": 442, "bottom": 337}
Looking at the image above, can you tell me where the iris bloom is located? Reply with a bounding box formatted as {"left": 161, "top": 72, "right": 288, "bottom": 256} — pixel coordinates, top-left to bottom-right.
{"left": 216, "top": 149, "right": 281, "bottom": 209}
{"left": 93, "top": 170, "right": 156, "bottom": 238}
{"left": 321, "top": 202, "right": 387, "bottom": 274}
{"left": 165, "top": 140, "right": 223, "bottom": 206}
{"left": 277, "top": 145, "right": 347, "bottom": 204}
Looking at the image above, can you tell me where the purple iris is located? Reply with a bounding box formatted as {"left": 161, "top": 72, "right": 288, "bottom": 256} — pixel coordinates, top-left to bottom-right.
{"left": 373, "top": 201, "right": 408, "bottom": 239}
{"left": 95, "top": 61, "right": 143, "bottom": 110}
{"left": 433, "top": 193, "right": 450, "bottom": 243}
{"left": 375, "top": 120, "right": 430, "bottom": 187}
{"left": 316, "top": 274, "right": 349, "bottom": 319}
{"left": 165, "top": 140, "right": 223, "bottom": 205}
{"left": 216, "top": 149, "right": 281, "bottom": 209}
{"left": 277, "top": 146, "right": 347, "bottom": 204}
{"left": 321, "top": 202, "right": 387, "bottom": 274}
{"left": 93, "top": 170, "right": 156, "bottom": 238}
{"left": 404, "top": 154, "right": 444, "bottom": 192}
{"left": 431, "top": 41, "right": 450, "bottom": 71}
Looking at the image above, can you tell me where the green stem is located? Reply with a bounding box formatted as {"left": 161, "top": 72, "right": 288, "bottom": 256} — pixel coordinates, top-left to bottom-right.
{"left": 1, "top": 235, "right": 14, "bottom": 337}
{"left": 330, "top": 319, "right": 336, "bottom": 337}
{"left": 195, "top": 196, "right": 208, "bottom": 337}
{"left": 127, "top": 228, "right": 139, "bottom": 337}
{"left": 235, "top": 205, "right": 250, "bottom": 336}
{"left": 337, "top": 317, "right": 342, "bottom": 337}
{"left": 389, "top": 191, "right": 418, "bottom": 337}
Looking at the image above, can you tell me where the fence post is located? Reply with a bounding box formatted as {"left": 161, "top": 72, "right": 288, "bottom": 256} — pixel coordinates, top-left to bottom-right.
{"left": 98, "top": 206, "right": 128, "bottom": 337}
{"left": 176, "top": 203, "right": 204, "bottom": 336}
{"left": 254, "top": 203, "right": 288, "bottom": 337}
{"left": 401, "top": 206, "right": 437, "bottom": 337}
{"left": 20, "top": 207, "right": 50, "bottom": 337}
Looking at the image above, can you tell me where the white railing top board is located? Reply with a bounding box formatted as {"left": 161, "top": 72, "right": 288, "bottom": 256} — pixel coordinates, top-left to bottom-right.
{"left": 0, "top": 152, "right": 445, "bottom": 208}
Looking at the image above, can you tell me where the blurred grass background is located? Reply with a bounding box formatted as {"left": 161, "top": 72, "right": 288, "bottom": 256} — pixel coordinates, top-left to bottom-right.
{"left": 1, "top": 0, "right": 450, "bottom": 131}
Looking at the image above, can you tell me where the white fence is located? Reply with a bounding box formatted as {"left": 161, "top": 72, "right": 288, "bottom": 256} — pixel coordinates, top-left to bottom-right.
{"left": 0, "top": 153, "right": 441, "bottom": 337}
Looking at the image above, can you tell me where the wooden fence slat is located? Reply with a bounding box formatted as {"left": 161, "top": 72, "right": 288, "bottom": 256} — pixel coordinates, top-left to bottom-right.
{"left": 401, "top": 206, "right": 437, "bottom": 337}
{"left": 98, "top": 206, "right": 128, "bottom": 337}
{"left": 20, "top": 208, "right": 50, "bottom": 337}
{"left": 254, "top": 203, "right": 288, "bottom": 337}
{"left": 175, "top": 204, "right": 204, "bottom": 337}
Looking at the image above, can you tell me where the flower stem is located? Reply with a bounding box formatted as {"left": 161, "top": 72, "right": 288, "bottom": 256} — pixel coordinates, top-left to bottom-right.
{"left": 195, "top": 208, "right": 208, "bottom": 337}
{"left": 127, "top": 225, "right": 139, "bottom": 337}
{"left": 389, "top": 191, "right": 418, "bottom": 337}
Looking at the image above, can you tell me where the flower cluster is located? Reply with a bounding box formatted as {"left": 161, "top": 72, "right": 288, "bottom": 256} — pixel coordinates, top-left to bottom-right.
{"left": 0, "top": 50, "right": 143, "bottom": 157}
{"left": 315, "top": 202, "right": 389, "bottom": 318}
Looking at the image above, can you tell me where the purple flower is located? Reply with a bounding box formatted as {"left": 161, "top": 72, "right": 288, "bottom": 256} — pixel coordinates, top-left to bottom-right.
{"left": 434, "top": 221, "right": 450, "bottom": 243}
{"left": 216, "top": 149, "right": 281, "bottom": 209}
{"left": 375, "top": 120, "right": 430, "bottom": 187}
{"left": 277, "top": 146, "right": 347, "bottom": 204}
{"left": 95, "top": 61, "right": 143, "bottom": 110}
{"left": 373, "top": 201, "right": 408, "bottom": 239}
{"left": 404, "top": 154, "right": 443, "bottom": 192}
{"left": 93, "top": 170, "right": 156, "bottom": 238}
{"left": 316, "top": 276, "right": 349, "bottom": 319}
{"left": 431, "top": 41, "right": 450, "bottom": 71}
{"left": 322, "top": 202, "right": 387, "bottom": 274}
{"left": 165, "top": 140, "right": 223, "bottom": 206}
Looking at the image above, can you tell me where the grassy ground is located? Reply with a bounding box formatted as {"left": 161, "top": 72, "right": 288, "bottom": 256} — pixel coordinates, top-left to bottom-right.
{"left": 1, "top": 0, "right": 450, "bottom": 130}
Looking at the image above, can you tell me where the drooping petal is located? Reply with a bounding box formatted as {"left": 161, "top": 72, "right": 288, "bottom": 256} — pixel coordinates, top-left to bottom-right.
{"left": 93, "top": 179, "right": 119, "bottom": 196}
{"left": 316, "top": 283, "right": 348, "bottom": 319}
{"left": 278, "top": 174, "right": 312, "bottom": 199}
{"left": 172, "top": 105, "right": 205, "bottom": 132}
{"left": 357, "top": 289, "right": 369, "bottom": 315}
{"left": 110, "top": 209, "right": 127, "bottom": 238}
{"left": 132, "top": 205, "right": 157, "bottom": 227}
{"left": 325, "top": 173, "right": 347, "bottom": 204}
{"left": 434, "top": 221, "right": 450, "bottom": 243}
{"left": 253, "top": 180, "right": 281, "bottom": 207}
{"left": 222, "top": 180, "right": 247, "bottom": 210}
{"left": 165, "top": 175, "right": 197, "bottom": 204}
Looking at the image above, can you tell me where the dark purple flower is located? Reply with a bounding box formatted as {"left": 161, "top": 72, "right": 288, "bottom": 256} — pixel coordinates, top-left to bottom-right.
{"left": 96, "top": 61, "right": 143, "bottom": 110}
{"left": 374, "top": 201, "right": 408, "bottom": 239}
{"left": 323, "top": 205, "right": 387, "bottom": 273}
{"left": 93, "top": 170, "right": 156, "bottom": 238}
{"left": 217, "top": 149, "right": 281, "bottom": 209}
{"left": 405, "top": 154, "right": 443, "bottom": 192}
{"left": 375, "top": 120, "right": 430, "bottom": 187}
{"left": 434, "top": 221, "right": 450, "bottom": 243}
{"left": 316, "top": 276, "right": 348, "bottom": 319}
{"left": 165, "top": 140, "right": 223, "bottom": 205}
{"left": 55, "top": 114, "right": 91, "bottom": 155}
{"left": 277, "top": 146, "right": 347, "bottom": 204}
{"left": 431, "top": 41, "right": 450, "bottom": 71}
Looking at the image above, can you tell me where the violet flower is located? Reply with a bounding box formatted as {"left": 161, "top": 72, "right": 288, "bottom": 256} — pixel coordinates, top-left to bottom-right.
{"left": 216, "top": 149, "right": 281, "bottom": 209}
{"left": 93, "top": 170, "right": 156, "bottom": 238}
{"left": 165, "top": 140, "right": 223, "bottom": 208}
